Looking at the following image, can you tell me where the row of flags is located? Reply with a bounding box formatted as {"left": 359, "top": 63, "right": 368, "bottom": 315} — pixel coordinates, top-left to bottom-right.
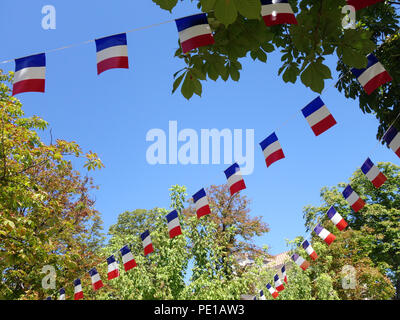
{"left": 9, "top": 2, "right": 392, "bottom": 97}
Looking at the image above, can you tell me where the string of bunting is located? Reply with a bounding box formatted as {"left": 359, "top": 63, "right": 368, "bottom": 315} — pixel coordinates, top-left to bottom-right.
{"left": 2, "top": 0, "right": 394, "bottom": 300}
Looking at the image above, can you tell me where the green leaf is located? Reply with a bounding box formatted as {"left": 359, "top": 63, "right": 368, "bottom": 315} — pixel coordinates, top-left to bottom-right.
{"left": 282, "top": 64, "right": 299, "bottom": 84}
{"left": 233, "top": 0, "right": 261, "bottom": 20}
{"left": 301, "top": 62, "right": 326, "bottom": 93}
{"left": 181, "top": 73, "right": 195, "bottom": 100}
{"left": 151, "top": 0, "right": 178, "bottom": 12}
{"left": 172, "top": 73, "right": 185, "bottom": 94}
{"left": 200, "top": 0, "right": 217, "bottom": 11}
{"left": 215, "top": 0, "right": 238, "bottom": 26}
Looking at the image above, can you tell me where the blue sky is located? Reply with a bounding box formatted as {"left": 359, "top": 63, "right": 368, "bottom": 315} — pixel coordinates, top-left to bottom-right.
{"left": 1, "top": 1, "right": 399, "bottom": 256}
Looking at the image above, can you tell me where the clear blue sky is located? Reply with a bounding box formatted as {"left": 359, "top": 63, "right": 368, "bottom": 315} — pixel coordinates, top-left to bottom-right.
{"left": 1, "top": 1, "right": 398, "bottom": 255}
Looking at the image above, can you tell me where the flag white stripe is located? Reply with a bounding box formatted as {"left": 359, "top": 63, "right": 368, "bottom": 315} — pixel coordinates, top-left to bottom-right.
{"left": 122, "top": 252, "right": 134, "bottom": 264}
{"left": 96, "top": 45, "right": 128, "bottom": 64}
{"left": 346, "top": 191, "right": 359, "bottom": 206}
{"left": 108, "top": 262, "right": 118, "bottom": 273}
{"left": 389, "top": 133, "right": 400, "bottom": 152}
{"left": 227, "top": 171, "right": 243, "bottom": 187}
{"left": 295, "top": 256, "right": 305, "bottom": 266}
{"left": 142, "top": 236, "right": 152, "bottom": 248}
{"left": 168, "top": 218, "right": 180, "bottom": 231}
{"left": 178, "top": 24, "right": 212, "bottom": 43}
{"left": 305, "top": 246, "right": 314, "bottom": 255}
{"left": 365, "top": 165, "right": 380, "bottom": 181}
{"left": 261, "top": 3, "right": 294, "bottom": 16}
{"left": 357, "top": 62, "right": 386, "bottom": 87}
{"left": 331, "top": 213, "right": 342, "bottom": 225}
{"left": 91, "top": 273, "right": 101, "bottom": 283}
{"left": 263, "top": 140, "right": 282, "bottom": 159}
{"left": 195, "top": 196, "right": 209, "bottom": 210}
{"left": 306, "top": 105, "right": 331, "bottom": 128}
{"left": 13, "top": 67, "right": 46, "bottom": 83}
{"left": 318, "top": 228, "right": 330, "bottom": 240}
{"left": 74, "top": 285, "right": 82, "bottom": 294}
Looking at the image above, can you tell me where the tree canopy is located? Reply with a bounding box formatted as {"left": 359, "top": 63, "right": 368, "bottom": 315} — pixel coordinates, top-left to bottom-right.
{"left": 154, "top": 0, "right": 399, "bottom": 139}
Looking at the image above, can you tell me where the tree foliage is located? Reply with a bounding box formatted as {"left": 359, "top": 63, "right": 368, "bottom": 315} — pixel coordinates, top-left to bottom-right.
{"left": 154, "top": 0, "right": 399, "bottom": 137}
{"left": 0, "top": 70, "right": 105, "bottom": 300}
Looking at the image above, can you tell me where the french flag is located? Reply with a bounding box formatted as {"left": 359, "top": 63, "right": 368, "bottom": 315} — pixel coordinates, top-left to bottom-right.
{"left": 259, "top": 132, "right": 285, "bottom": 167}
{"left": 166, "top": 210, "right": 183, "bottom": 239}
{"left": 120, "top": 245, "right": 137, "bottom": 271}
{"left": 326, "top": 206, "right": 348, "bottom": 231}
{"left": 274, "top": 274, "right": 285, "bottom": 292}
{"left": 58, "top": 288, "right": 66, "bottom": 300}
{"left": 95, "top": 33, "right": 129, "bottom": 75}
{"left": 261, "top": 0, "right": 298, "bottom": 27}
{"left": 347, "top": 0, "right": 385, "bottom": 11}
{"left": 281, "top": 265, "right": 288, "bottom": 284}
{"left": 12, "top": 53, "right": 46, "bottom": 96}
{"left": 291, "top": 253, "right": 310, "bottom": 271}
{"left": 342, "top": 185, "right": 365, "bottom": 212}
{"left": 361, "top": 158, "right": 387, "bottom": 188}
{"left": 141, "top": 230, "right": 154, "bottom": 256}
{"left": 351, "top": 54, "right": 392, "bottom": 95}
{"left": 383, "top": 126, "right": 400, "bottom": 159}
{"left": 73, "top": 278, "right": 83, "bottom": 300}
{"left": 266, "top": 283, "right": 279, "bottom": 299}
{"left": 107, "top": 255, "right": 119, "bottom": 280}
{"left": 314, "top": 224, "right": 336, "bottom": 245}
{"left": 302, "top": 97, "right": 337, "bottom": 136}
{"left": 302, "top": 240, "right": 318, "bottom": 261}
{"left": 224, "top": 163, "right": 246, "bottom": 196}
{"left": 89, "top": 267, "right": 104, "bottom": 291}
{"left": 259, "top": 289, "right": 266, "bottom": 300}
{"left": 193, "top": 188, "right": 211, "bottom": 219}
{"left": 175, "top": 13, "right": 215, "bottom": 54}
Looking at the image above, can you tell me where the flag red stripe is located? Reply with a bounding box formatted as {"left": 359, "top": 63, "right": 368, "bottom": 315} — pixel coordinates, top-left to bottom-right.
{"left": 229, "top": 180, "right": 246, "bottom": 196}
{"left": 363, "top": 71, "right": 392, "bottom": 95}
{"left": 181, "top": 34, "right": 215, "bottom": 54}
{"left": 97, "top": 56, "right": 129, "bottom": 75}
{"left": 262, "top": 13, "right": 297, "bottom": 27}
{"left": 197, "top": 205, "right": 211, "bottom": 219}
{"left": 169, "top": 226, "right": 182, "bottom": 239}
{"left": 124, "top": 259, "right": 137, "bottom": 272}
{"left": 311, "top": 114, "right": 337, "bottom": 136}
{"left": 265, "top": 149, "right": 285, "bottom": 167}
{"left": 12, "top": 79, "right": 45, "bottom": 95}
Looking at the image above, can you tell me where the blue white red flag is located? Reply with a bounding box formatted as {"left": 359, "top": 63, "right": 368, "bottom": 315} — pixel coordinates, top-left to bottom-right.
{"left": 259, "top": 289, "right": 266, "bottom": 300}
{"left": 95, "top": 33, "right": 129, "bottom": 75}
{"left": 259, "top": 132, "right": 285, "bottom": 167}
{"left": 166, "top": 210, "right": 183, "bottom": 239}
{"left": 58, "top": 288, "right": 66, "bottom": 300}
{"left": 73, "top": 278, "right": 83, "bottom": 300}
{"left": 89, "top": 267, "right": 104, "bottom": 291}
{"left": 274, "top": 274, "right": 285, "bottom": 292}
{"left": 12, "top": 53, "right": 46, "bottom": 96}
{"left": 361, "top": 158, "right": 387, "bottom": 188}
{"left": 326, "top": 206, "right": 348, "bottom": 231}
{"left": 351, "top": 54, "right": 392, "bottom": 95}
{"left": 266, "top": 283, "right": 279, "bottom": 299}
{"left": 107, "top": 255, "right": 120, "bottom": 280}
{"left": 302, "top": 97, "right": 337, "bottom": 136}
{"left": 302, "top": 240, "right": 318, "bottom": 260}
{"left": 291, "top": 253, "right": 310, "bottom": 271}
{"left": 260, "top": 0, "right": 297, "bottom": 26}
{"left": 120, "top": 245, "right": 137, "bottom": 271}
{"left": 342, "top": 185, "right": 365, "bottom": 212}
{"left": 314, "top": 224, "right": 336, "bottom": 245}
{"left": 224, "top": 163, "right": 246, "bottom": 196}
{"left": 281, "top": 265, "right": 288, "bottom": 284}
{"left": 141, "top": 230, "right": 154, "bottom": 255}
{"left": 193, "top": 188, "right": 211, "bottom": 219}
{"left": 383, "top": 126, "right": 400, "bottom": 159}
{"left": 175, "top": 13, "right": 214, "bottom": 54}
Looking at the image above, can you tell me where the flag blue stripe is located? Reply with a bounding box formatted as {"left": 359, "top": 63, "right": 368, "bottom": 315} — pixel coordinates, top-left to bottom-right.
{"left": 261, "top": 0, "right": 289, "bottom": 4}
{"left": 301, "top": 97, "right": 325, "bottom": 118}
{"left": 193, "top": 188, "right": 206, "bottom": 202}
{"left": 120, "top": 245, "right": 131, "bottom": 256}
{"left": 95, "top": 33, "right": 127, "bottom": 52}
{"left": 74, "top": 278, "right": 81, "bottom": 286}
{"left": 302, "top": 240, "right": 310, "bottom": 249}
{"left": 342, "top": 185, "right": 353, "bottom": 199}
{"left": 259, "top": 132, "right": 278, "bottom": 150}
{"left": 314, "top": 224, "right": 323, "bottom": 235}
{"left": 166, "top": 210, "right": 178, "bottom": 222}
{"left": 224, "top": 163, "right": 239, "bottom": 179}
{"left": 15, "top": 53, "right": 46, "bottom": 72}
{"left": 89, "top": 268, "right": 98, "bottom": 277}
{"left": 175, "top": 13, "right": 208, "bottom": 32}
{"left": 107, "top": 255, "right": 116, "bottom": 264}
{"left": 326, "top": 206, "right": 337, "bottom": 219}
{"left": 361, "top": 158, "right": 373, "bottom": 175}
{"left": 141, "top": 230, "right": 150, "bottom": 241}
{"left": 383, "top": 126, "right": 398, "bottom": 145}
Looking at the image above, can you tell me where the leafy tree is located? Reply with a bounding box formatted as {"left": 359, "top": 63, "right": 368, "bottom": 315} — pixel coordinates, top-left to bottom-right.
{"left": 96, "top": 184, "right": 265, "bottom": 299}
{"left": 302, "top": 161, "right": 400, "bottom": 299}
{"left": 154, "top": 0, "right": 399, "bottom": 136}
{"left": 0, "top": 70, "right": 105, "bottom": 300}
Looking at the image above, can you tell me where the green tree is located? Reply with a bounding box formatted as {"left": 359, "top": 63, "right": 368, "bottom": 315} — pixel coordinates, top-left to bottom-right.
{"left": 302, "top": 161, "right": 400, "bottom": 299}
{"left": 0, "top": 70, "right": 105, "bottom": 300}
{"left": 154, "top": 0, "right": 399, "bottom": 136}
